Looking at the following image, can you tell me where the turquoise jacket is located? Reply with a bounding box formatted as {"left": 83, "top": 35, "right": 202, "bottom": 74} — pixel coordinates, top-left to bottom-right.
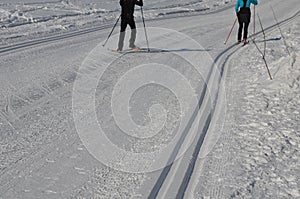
{"left": 235, "top": 0, "right": 258, "bottom": 13}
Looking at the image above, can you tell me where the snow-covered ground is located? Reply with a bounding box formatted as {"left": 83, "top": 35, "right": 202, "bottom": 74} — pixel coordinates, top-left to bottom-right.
{"left": 194, "top": 16, "right": 300, "bottom": 199}
{"left": 0, "top": 0, "right": 299, "bottom": 198}
{"left": 0, "top": 0, "right": 233, "bottom": 45}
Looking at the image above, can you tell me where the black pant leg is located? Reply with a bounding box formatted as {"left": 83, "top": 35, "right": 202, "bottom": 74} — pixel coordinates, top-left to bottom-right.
{"left": 238, "top": 20, "right": 243, "bottom": 41}
{"left": 118, "top": 18, "right": 128, "bottom": 50}
{"left": 128, "top": 18, "right": 137, "bottom": 47}
{"left": 244, "top": 22, "right": 250, "bottom": 40}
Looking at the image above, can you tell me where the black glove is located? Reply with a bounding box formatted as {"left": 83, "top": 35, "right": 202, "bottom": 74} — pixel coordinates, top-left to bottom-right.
{"left": 136, "top": 0, "right": 143, "bottom": 6}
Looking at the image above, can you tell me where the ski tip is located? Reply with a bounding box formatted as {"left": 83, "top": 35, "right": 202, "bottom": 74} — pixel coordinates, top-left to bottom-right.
{"left": 242, "top": 41, "right": 249, "bottom": 46}
{"left": 110, "top": 47, "right": 151, "bottom": 53}
{"left": 111, "top": 49, "right": 121, "bottom": 53}
{"left": 131, "top": 48, "right": 140, "bottom": 51}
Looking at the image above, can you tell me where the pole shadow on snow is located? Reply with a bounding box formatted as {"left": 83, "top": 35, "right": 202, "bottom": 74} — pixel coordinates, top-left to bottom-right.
{"left": 121, "top": 48, "right": 211, "bottom": 54}
{"left": 255, "top": 37, "right": 282, "bottom": 43}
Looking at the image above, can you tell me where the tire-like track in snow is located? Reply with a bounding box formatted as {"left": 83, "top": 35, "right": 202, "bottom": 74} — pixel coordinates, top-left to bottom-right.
{"left": 147, "top": 9, "right": 300, "bottom": 199}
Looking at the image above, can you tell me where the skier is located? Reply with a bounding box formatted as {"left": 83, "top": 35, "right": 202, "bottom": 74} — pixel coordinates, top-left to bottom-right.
{"left": 235, "top": 0, "right": 258, "bottom": 45}
{"left": 116, "top": 0, "right": 143, "bottom": 52}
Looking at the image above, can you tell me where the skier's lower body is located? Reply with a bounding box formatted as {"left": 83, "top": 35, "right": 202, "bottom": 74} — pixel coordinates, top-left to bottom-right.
{"left": 117, "top": 16, "right": 137, "bottom": 51}
{"left": 238, "top": 21, "right": 250, "bottom": 44}
{"left": 237, "top": 8, "right": 251, "bottom": 45}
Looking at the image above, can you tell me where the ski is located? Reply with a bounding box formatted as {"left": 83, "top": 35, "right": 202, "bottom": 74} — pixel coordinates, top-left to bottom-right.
{"left": 111, "top": 47, "right": 149, "bottom": 53}
{"left": 242, "top": 41, "right": 250, "bottom": 46}
{"left": 235, "top": 41, "right": 249, "bottom": 46}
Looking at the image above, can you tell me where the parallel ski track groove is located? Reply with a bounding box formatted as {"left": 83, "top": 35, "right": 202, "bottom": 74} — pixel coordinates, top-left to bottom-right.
{"left": 0, "top": 3, "right": 234, "bottom": 197}
{"left": 0, "top": 4, "right": 234, "bottom": 55}
{"left": 0, "top": 2, "right": 298, "bottom": 197}
{"left": 148, "top": 9, "right": 300, "bottom": 199}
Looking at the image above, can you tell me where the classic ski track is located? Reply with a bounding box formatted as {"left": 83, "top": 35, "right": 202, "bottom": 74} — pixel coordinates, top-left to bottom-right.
{"left": 147, "top": 9, "right": 300, "bottom": 199}
{"left": 0, "top": 4, "right": 234, "bottom": 197}
{"left": 200, "top": 10, "right": 300, "bottom": 199}
{"left": 0, "top": 3, "right": 298, "bottom": 198}
{"left": 0, "top": 3, "right": 234, "bottom": 55}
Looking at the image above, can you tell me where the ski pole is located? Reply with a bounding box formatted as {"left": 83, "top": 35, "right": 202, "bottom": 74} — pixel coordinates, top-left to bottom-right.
{"left": 253, "top": 5, "right": 256, "bottom": 35}
{"left": 224, "top": 17, "right": 237, "bottom": 45}
{"left": 270, "top": 6, "right": 290, "bottom": 56}
{"left": 103, "top": 15, "right": 121, "bottom": 47}
{"left": 141, "top": 7, "right": 150, "bottom": 52}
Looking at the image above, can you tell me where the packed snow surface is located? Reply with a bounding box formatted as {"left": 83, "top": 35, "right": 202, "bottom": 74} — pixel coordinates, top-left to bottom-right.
{"left": 195, "top": 16, "right": 300, "bottom": 199}
{"left": 0, "top": 0, "right": 232, "bottom": 44}
{"left": 0, "top": 0, "right": 299, "bottom": 198}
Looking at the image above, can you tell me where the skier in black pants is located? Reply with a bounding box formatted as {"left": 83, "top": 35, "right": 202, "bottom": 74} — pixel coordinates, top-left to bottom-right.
{"left": 116, "top": 0, "right": 143, "bottom": 52}
{"left": 235, "top": 0, "right": 258, "bottom": 45}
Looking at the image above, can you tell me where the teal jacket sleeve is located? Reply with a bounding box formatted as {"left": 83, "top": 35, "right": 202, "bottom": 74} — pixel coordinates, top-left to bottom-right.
{"left": 235, "top": 0, "right": 240, "bottom": 14}
{"left": 252, "top": 0, "right": 258, "bottom": 5}
{"left": 236, "top": 0, "right": 258, "bottom": 13}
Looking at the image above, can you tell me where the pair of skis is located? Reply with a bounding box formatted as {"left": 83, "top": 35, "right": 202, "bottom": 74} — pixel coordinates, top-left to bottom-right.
{"left": 103, "top": 7, "right": 150, "bottom": 53}
{"left": 237, "top": 40, "right": 250, "bottom": 46}
{"left": 111, "top": 47, "right": 148, "bottom": 53}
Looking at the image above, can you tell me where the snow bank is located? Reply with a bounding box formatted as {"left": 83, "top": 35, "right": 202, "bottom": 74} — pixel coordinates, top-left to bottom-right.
{"left": 229, "top": 50, "right": 300, "bottom": 198}
{"left": 195, "top": 18, "right": 300, "bottom": 199}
